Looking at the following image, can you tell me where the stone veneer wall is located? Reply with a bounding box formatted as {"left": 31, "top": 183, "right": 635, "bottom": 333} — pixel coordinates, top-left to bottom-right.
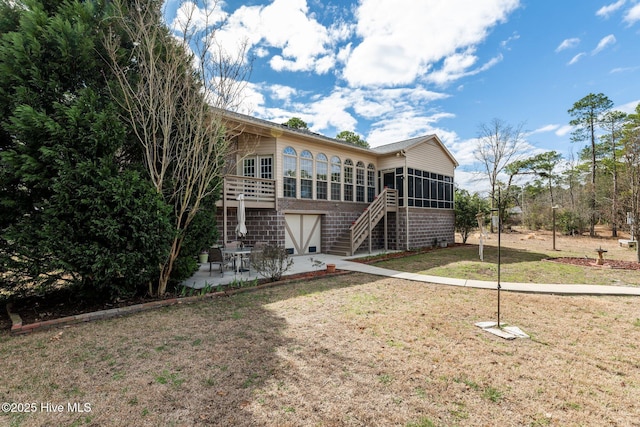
{"left": 277, "top": 198, "right": 367, "bottom": 252}
{"left": 215, "top": 207, "right": 284, "bottom": 246}
{"left": 395, "top": 208, "right": 455, "bottom": 249}
{"left": 215, "top": 203, "right": 454, "bottom": 252}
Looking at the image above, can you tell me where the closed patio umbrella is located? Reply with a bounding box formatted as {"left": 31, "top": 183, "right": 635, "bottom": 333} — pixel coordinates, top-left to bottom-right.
{"left": 235, "top": 193, "right": 247, "bottom": 238}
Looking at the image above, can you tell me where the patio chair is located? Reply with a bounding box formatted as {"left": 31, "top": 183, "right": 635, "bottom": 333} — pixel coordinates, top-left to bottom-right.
{"left": 248, "top": 241, "right": 268, "bottom": 274}
{"left": 208, "top": 247, "right": 228, "bottom": 277}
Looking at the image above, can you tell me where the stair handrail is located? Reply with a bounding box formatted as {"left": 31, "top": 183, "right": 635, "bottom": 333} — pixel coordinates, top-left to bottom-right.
{"left": 349, "top": 188, "right": 396, "bottom": 254}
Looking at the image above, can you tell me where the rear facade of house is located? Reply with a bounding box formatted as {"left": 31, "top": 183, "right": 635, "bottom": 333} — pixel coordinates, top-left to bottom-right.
{"left": 215, "top": 111, "right": 458, "bottom": 256}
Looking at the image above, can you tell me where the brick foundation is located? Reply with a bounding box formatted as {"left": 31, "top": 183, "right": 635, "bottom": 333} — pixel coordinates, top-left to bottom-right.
{"left": 216, "top": 200, "right": 454, "bottom": 252}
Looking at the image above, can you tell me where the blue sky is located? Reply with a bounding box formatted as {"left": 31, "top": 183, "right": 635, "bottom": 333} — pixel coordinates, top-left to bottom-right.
{"left": 166, "top": 0, "right": 640, "bottom": 193}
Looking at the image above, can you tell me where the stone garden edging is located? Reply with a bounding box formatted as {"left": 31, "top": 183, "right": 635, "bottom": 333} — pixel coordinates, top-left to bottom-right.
{"left": 5, "top": 270, "right": 350, "bottom": 335}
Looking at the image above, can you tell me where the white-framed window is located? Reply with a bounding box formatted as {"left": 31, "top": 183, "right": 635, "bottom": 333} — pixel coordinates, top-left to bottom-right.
{"left": 260, "top": 156, "right": 273, "bottom": 179}
{"left": 243, "top": 158, "right": 256, "bottom": 177}
{"left": 283, "top": 147, "right": 297, "bottom": 198}
{"left": 331, "top": 156, "right": 341, "bottom": 201}
{"left": 367, "top": 163, "right": 376, "bottom": 202}
{"left": 344, "top": 159, "right": 354, "bottom": 202}
{"left": 300, "top": 150, "right": 313, "bottom": 199}
{"left": 356, "top": 161, "right": 365, "bottom": 202}
{"left": 316, "top": 153, "right": 328, "bottom": 200}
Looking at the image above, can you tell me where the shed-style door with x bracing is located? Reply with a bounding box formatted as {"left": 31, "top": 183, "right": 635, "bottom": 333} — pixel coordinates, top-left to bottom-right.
{"left": 284, "top": 214, "right": 321, "bottom": 255}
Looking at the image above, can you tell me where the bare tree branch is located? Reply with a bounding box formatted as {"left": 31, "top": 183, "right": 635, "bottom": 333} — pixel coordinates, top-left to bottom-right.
{"left": 104, "top": 0, "right": 252, "bottom": 295}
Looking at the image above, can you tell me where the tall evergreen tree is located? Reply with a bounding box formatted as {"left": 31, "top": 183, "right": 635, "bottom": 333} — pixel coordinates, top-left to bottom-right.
{"left": 568, "top": 93, "right": 613, "bottom": 237}
{"left": 0, "top": 0, "right": 172, "bottom": 298}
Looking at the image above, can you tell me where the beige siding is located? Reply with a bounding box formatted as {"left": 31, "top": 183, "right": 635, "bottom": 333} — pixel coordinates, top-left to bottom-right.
{"left": 405, "top": 140, "right": 455, "bottom": 176}
{"left": 376, "top": 155, "right": 406, "bottom": 171}
{"left": 275, "top": 136, "right": 377, "bottom": 200}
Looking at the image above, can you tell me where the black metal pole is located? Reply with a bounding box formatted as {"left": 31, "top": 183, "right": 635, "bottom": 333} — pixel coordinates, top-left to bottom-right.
{"left": 497, "top": 189, "right": 501, "bottom": 328}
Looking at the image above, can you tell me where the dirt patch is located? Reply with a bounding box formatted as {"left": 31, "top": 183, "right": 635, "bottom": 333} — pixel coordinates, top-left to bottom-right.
{"left": 462, "top": 225, "right": 639, "bottom": 263}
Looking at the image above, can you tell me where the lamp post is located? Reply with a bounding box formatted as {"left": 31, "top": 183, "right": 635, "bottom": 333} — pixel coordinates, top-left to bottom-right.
{"left": 552, "top": 205, "right": 559, "bottom": 251}
{"left": 491, "top": 195, "right": 501, "bottom": 328}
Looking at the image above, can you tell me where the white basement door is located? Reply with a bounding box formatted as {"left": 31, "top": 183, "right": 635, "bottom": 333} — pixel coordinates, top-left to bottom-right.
{"left": 284, "top": 214, "right": 321, "bottom": 255}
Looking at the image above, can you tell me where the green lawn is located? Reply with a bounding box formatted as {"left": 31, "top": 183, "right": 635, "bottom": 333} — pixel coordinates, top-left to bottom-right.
{"left": 372, "top": 245, "right": 640, "bottom": 286}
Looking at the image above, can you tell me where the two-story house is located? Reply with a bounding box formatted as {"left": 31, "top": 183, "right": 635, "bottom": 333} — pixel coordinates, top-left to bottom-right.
{"left": 216, "top": 110, "right": 458, "bottom": 256}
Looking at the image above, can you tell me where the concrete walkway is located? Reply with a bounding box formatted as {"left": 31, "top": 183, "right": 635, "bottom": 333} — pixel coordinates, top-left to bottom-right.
{"left": 183, "top": 251, "right": 640, "bottom": 296}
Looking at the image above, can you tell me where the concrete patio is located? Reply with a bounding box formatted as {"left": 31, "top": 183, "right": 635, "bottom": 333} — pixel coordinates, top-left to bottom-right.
{"left": 182, "top": 251, "right": 393, "bottom": 290}
{"left": 181, "top": 250, "right": 640, "bottom": 296}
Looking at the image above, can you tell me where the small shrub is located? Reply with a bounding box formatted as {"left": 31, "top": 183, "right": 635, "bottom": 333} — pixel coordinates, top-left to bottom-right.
{"left": 557, "top": 211, "right": 587, "bottom": 236}
{"left": 251, "top": 245, "right": 293, "bottom": 282}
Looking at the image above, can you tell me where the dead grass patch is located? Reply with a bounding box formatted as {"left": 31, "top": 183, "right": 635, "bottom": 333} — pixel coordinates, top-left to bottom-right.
{"left": 1, "top": 273, "right": 639, "bottom": 426}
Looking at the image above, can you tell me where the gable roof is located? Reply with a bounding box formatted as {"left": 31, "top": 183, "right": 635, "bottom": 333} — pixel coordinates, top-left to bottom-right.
{"left": 373, "top": 135, "right": 459, "bottom": 167}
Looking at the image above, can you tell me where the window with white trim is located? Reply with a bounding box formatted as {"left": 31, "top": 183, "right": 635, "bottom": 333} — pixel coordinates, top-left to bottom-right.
{"left": 316, "top": 153, "right": 328, "bottom": 200}
{"left": 367, "top": 163, "right": 376, "bottom": 202}
{"left": 300, "top": 150, "right": 313, "bottom": 199}
{"left": 331, "top": 156, "right": 341, "bottom": 201}
{"left": 344, "top": 159, "right": 354, "bottom": 202}
{"left": 356, "top": 161, "right": 365, "bottom": 202}
{"left": 283, "top": 147, "right": 296, "bottom": 198}
{"left": 260, "top": 156, "right": 273, "bottom": 179}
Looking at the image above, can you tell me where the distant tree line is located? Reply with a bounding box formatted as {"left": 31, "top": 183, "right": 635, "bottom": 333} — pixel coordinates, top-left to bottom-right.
{"left": 460, "top": 93, "right": 640, "bottom": 260}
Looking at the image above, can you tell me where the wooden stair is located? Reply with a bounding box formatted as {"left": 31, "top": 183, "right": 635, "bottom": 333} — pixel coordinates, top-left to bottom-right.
{"left": 327, "top": 188, "right": 397, "bottom": 256}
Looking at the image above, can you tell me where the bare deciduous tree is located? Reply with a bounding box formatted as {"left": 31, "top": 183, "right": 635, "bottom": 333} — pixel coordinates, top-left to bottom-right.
{"left": 474, "top": 118, "right": 526, "bottom": 231}
{"left": 105, "top": 0, "right": 251, "bottom": 295}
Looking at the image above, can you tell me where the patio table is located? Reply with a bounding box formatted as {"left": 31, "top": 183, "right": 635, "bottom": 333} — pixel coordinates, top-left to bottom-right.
{"left": 223, "top": 247, "right": 252, "bottom": 274}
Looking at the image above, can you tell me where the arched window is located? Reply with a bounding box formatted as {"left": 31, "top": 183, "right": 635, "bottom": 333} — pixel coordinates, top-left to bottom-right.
{"left": 367, "top": 163, "right": 376, "bottom": 202}
{"left": 356, "top": 161, "right": 365, "bottom": 202}
{"left": 331, "top": 156, "right": 341, "bottom": 201}
{"left": 344, "top": 159, "right": 354, "bottom": 202}
{"left": 316, "top": 153, "right": 328, "bottom": 200}
{"left": 283, "top": 147, "right": 297, "bottom": 198}
{"left": 300, "top": 150, "right": 313, "bottom": 199}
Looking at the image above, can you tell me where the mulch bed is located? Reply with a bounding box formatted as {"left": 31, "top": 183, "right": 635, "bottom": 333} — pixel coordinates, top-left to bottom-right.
{"left": 546, "top": 257, "right": 640, "bottom": 270}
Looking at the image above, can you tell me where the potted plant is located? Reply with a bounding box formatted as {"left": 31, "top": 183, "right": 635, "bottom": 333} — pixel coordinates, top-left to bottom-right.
{"left": 198, "top": 250, "right": 209, "bottom": 263}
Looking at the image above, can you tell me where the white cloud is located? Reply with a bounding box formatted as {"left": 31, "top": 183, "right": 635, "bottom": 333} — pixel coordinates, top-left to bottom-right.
{"left": 530, "top": 124, "right": 561, "bottom": 134}
{"left": 215, "top": 0, "right": 336, "bottom": 74}
{"left": 623, "top": 3, "right": 640, "bottom": 25}
{"left": 427, "top": 54, "right": 503, "bottom": 86}
{"left": 596, "top": 0, "right": 626, "bottom": 18}
{"left": 555, "top": 38, "right": 580, "bottom": 52}
{"left": 236, "top": 82, "right": 267, "bottom": 116}
{"left": 616, "top": 99, "right": 640, "bottom": 114}
{"left": 611, "top": 65, "right": 640, "bottom": 73}
{"left": 555, "top": 125, "right": 574, "bottom": 137}
{"left": 366, "top": 111, "right": 457, "bottom": 147}
{"left": 500, "top": 32, "right": 520, "bottom": 50}
{"left": 170, "top": 1, "right": 228, "bottom": 34}
{"left": 568, "top": 52, "right": 585, "bottom": 65}
{"left": 342, "top": 0, "right": 521, "bottom": 87}
{"left": 268, "top": 85, "right": 298, "bottom": 102}
{"left": 592, "top": 34, "right": 617, "bottom": 55}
